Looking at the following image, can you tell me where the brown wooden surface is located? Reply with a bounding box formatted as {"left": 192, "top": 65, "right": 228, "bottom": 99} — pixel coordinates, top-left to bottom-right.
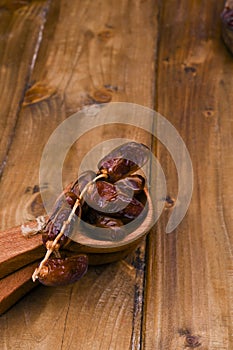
{"left": 0, "top": 222, "right": 44, "bottom": 278}
{"left": 143, "top": 1, "right": 233, "bottom": 349}
{"left": 0, "top": 261, "right": 39, "bottom": 315}
{"left": 0, "top": 0, "right": 233, "bottom": 349}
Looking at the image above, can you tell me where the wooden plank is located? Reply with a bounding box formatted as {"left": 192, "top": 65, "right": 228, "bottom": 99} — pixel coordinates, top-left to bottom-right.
{"left": 143, "top": 0, "right": 233, "bottom": 349}
{"left": 0, "top": 221, "right": 44, "bottom": 278}
{"left": 0, "top": 261, "right": 137, "bottom": 349}
{"left": 0, "top": 262, "right": 39, "bottom": 315}
{"left": 0, "top": 0, "right": 49, "bottom": 174}
{"left": 0, "top": 0, "right": 158, "bottom": 348}
{"left": 0, "top": 0, "right": 157, "bottom": 230}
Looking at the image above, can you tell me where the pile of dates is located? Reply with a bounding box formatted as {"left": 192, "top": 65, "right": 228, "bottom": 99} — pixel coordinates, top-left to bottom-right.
{"left": 36, "top": 142, "right": 150, "bottom": 286}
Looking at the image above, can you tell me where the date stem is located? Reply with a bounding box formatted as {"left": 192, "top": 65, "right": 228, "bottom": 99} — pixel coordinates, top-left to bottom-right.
{"left": 32, "top": 173, "right": 108, "bottom": 282}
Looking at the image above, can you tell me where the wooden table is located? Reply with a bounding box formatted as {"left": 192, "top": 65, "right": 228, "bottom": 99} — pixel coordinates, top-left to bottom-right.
{"left": 0, "top": 0, "right": 233, "bottom": 349}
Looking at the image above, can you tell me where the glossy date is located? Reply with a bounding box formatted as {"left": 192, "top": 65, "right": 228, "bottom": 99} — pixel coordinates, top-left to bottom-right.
{"left": 41, "top": 171, "right": 96, "bottom": 248}
{"left": 38, "top": 255, "right": 88, "bottom": 286}
{"left": 98, "top": 142, "right": 150, "bottom": 182}
{"left": 116, "top": 174, "right": 145, "bottom": 195}
{"left": 86, "top": 209, "right": 126, "bottom": 241}
{"left": 84, "top": 179, "right": 145, "bottom": 220}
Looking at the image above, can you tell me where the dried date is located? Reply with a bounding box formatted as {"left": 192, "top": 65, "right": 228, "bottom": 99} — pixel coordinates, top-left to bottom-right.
{"left": 42, "top": 207, "right": 77, "bottom": 248}
{"left": 71, "top": 170, "right": 96, "bottom": 197}
{"left": 41, "top": 171, "right": 96, "bottom": 248}
{"left": 84, "top": 178, "right": 145, "bottom": 216}
{"left": 85, "top": 209, "right": 126, "bottom": 241}
{"left": 98, "top": 142, "right": 150, "bottom": 182}
{"left": 113, "top": 196, "right": 145, "bottom": 220}
{"left": 84, "top": 181, "right": 118, "bottom": 213}
{"left": 116, "top": 174, "right": 145, "bottom": 195}
{"left": 37, "top": 255, "right": 88, "bottom": 286}
{"left": 221, "top": 4, "right": 233, "bottom": 54}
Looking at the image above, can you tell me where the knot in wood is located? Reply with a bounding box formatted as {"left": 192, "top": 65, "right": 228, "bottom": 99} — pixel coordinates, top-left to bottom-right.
{"left": 203, "top": 108, "right": 214, "bottom": 119}
{"left": 98, "top": 30, "right": 113, "bottom": 41}
{"left": 185, "top": 335, "right": 201, "bottom": 348}
{"left": 23, "top": 82, "right": 56, "bottom": 106}
{"left": 164, "top": 195, "right": 176, "bottom": 209}
{"left": 92, "top": 88, "right": 112, "bottom": 103}
{"left": 29, "top": 193, "right": 46, "bottom": 217}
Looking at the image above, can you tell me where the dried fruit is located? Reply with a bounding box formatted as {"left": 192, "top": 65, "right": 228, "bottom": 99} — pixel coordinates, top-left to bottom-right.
{"left": 38, "top": 255, "right": 88, "bottom": 286}
{"left": 31, "top": 142, "right": 150, "bottom": 286}
{"left": 98, "top": 142, "right": 150, "bottom": 182}
{"left": 71, "top": 170, "right": 96, "bottom": 197}
{"left": 86, "top": 209, "right": 126, "bottom": 241}
{"left": 221, "top": 4, "right": 233, "bottom": 54}
{"left": 116, "top": 174, "right": 145, "bottom": 195}
{"left": 84, "top": 179, "right": 145, "bottom": 219}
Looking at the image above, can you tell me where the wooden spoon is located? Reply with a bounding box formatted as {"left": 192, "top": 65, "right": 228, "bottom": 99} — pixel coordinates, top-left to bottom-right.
{"left": 0, "top": 189, "right": 153, "bottom": 314}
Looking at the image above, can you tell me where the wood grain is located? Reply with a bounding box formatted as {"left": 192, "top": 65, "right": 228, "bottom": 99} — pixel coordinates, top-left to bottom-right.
{"left": 0, "top": 0, "right": 158, "bottom": 348}
{"left": 3, "top": 0, "right": 232, "bottom": 348}
{"left": 0, "top": 262, "right": 39, "bottom": 315}
{"left": 0, "top": 262, "right": 138, "bottom": 349}
{"left": 0, "top": 0, "right": 157, "bottom": 230}
{"left": 0, "top": 0, "right": 49, "bottom": 174}
{"left": 221, "top": 0, "right": 233, "bottom": 55}
{"left": 143, "top": 0, "right": 233, "bottom": 349}
{"left": 0, "top": 222, "right": 44, "bottom": 278}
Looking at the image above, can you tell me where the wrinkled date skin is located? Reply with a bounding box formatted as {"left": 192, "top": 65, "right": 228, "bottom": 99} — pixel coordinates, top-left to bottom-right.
{"left": 86, "top": 209, "right": 126, "bottom": 241}
{"left": 84, "top": 181, "right": 118, "bottom": 212}
{"left": 98, "top": 142, "right": 150, "bottom": 182}
{"left": 112, "top": 196, "right": 145, "bottom": 221}
{"left": 42, "top": 208, "right": 74, "bottom": 247}
{"left": 221, "top": 4, "right": 233, "bottom": 55}
{"left": 84, "top": 179, "right": 145, "bottom": 220}
{"left": 71, "top": 170, "right": 96, "bottom": 197}
{"left": 222, "top": 7, "right": 233, "bottom": 28}
{"left": 42, "top": 171, "right": 96, "bottom": 247}
{"left": 36, "top": 142, "right": 149, "bottom": 286}
{"left": 116, "top": 174, "right": 145, "bottom": 195}
{"left": 38, "top": 255, "right": 88, "bottom": 286}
